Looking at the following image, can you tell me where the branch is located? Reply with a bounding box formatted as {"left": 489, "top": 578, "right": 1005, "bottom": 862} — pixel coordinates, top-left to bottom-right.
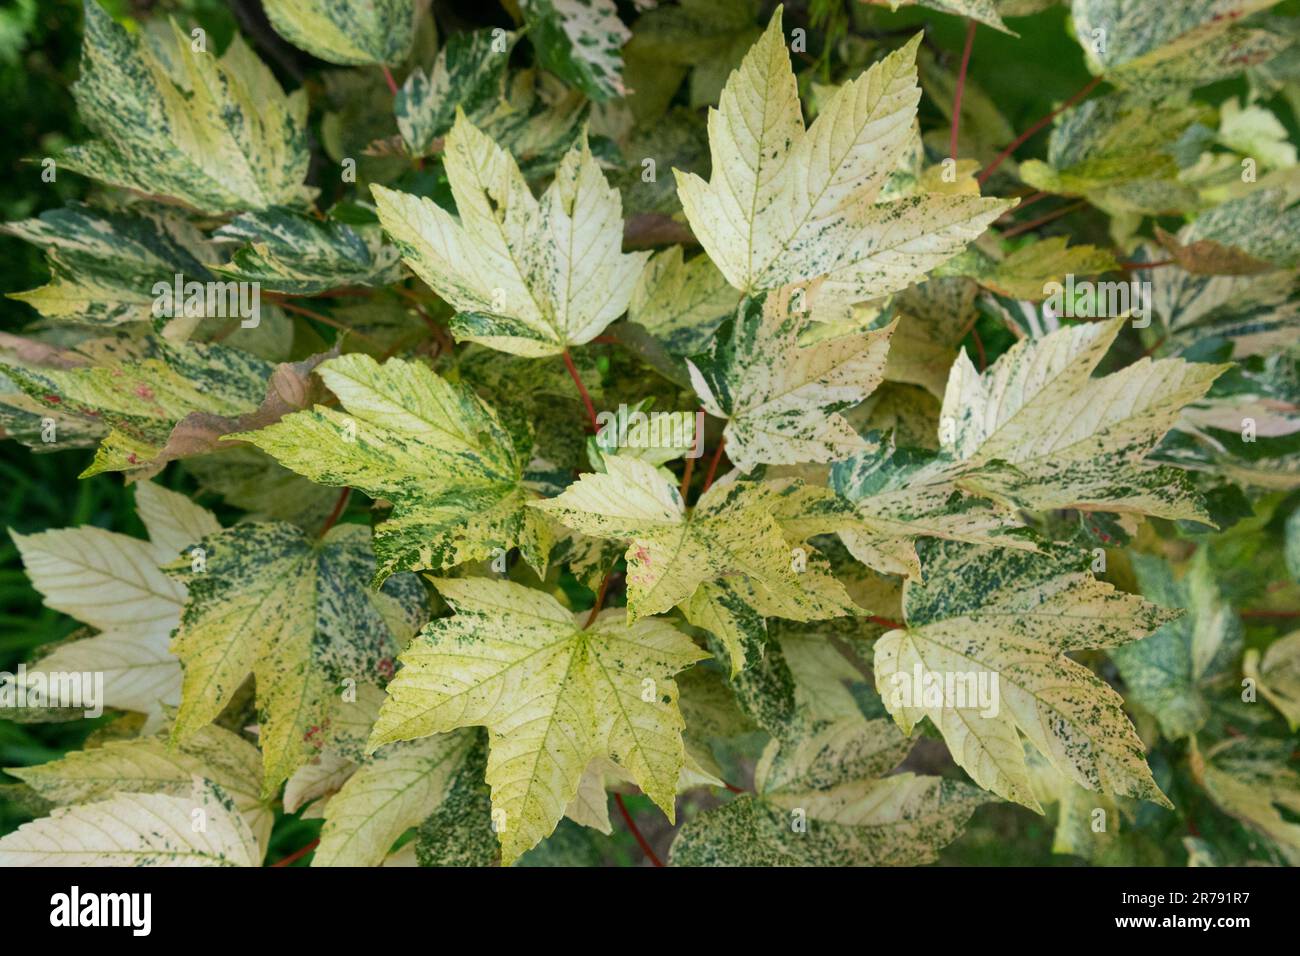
{"left": 950, "top": 20, "right": 977, "bottom": 161}
{"left": 614, "top": 794, "right": 664, "bottom": 867}
{"left": 978, "top": 75, "right": 1103, "bottom": 185}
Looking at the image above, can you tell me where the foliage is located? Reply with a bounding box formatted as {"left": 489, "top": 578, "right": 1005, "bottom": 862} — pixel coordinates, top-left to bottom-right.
{"left": 0, "top": 0, "right": 1298, "bottom": 868}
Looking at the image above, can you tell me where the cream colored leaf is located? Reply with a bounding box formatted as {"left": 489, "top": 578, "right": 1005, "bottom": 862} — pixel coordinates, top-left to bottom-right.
{"left": 368, "top": 577, "right": 707, "bottom": 864}
{"left": 675, "top": 10, "right": 1010, "bottom": 297}
{"left": 372, "top": 115, "right": 648, "bottom": 357}
{"left": 0, "top": 776, "right": 259, "bottom": 867}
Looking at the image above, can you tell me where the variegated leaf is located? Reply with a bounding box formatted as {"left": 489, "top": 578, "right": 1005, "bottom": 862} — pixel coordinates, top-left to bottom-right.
{"left": 65, "top": 2, "right": 312, "bottom": 214}
{"left": 368, "top": 577, "right": 708, "bottom": 864}
{"left": 262, "top": 0, "right": 420, "bottom": 66}
{"left": 372, "top": 115, "right": 648, "bottom": 357}
{"left": 232, "top": 353, "right": 553, "bottom": 580}
{"left": 165, "top": 521, "right": 427, "bottom": 794}
{"left": 675, "top": 10, "right": 1010, "bottom": 297}
{"left": 876, "top": 538, "right": 1177, "bottom": 810}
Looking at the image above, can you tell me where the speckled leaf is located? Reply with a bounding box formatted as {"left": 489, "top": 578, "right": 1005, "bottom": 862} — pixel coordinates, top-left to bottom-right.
{"left": 1, "top": 202, "right": 217, "bottom": 326}
{"left": 313, "top": 728, "right": 479, "bottom": 866}
{"left": 165, "top": 521, "right": 427, "bottom": 794}
{"left": 0, "top": 776, "right": 259, "bottom": 867}
{"left": 368, "top": 577, "right": 707, "bottom": 864}
{"left": 686, "top": 287, "right": 894, "bottom": 472}
{"left": 521, "top": 0, "right": 630, "bottom": 102}
{"left": 879, "top": 1, "right": 1014, "bottom": 34}
{"left": 533, "top": 456, "right": 856, "bottom": 623}
{"left": 263, "top": 0, "right": 419, "bottom": 66}
{"left": 940, "top": 317, "right": 1229, "bottom": 521}
{"left": 1174, "top": 188, "right": 1300, "bottom": 271}
{"left": 372, "top": 115, "right": 648, "bottom": 357}
{"left": 64, "top": 2, "right": 312, "bottom": 214}
{"left": 669, "top": 774, "right": 990, "bottom": 866}
{"left": 1194, "top": 737, "right": 1300, "bottom": 865}
{"left": 975, "top": 237, "right": 1119, "bottom": 300}
{"left": 2, "top": 337, "right": 277, "bottom": 481}
{"left": 628, "top": 246, "right": 736, "bottom": 355}
{"left": 876, "top": 538, "right": 1177, "bottom": 810}
{"left": 675, "top": 11, "right": 1010, "bottom": 297}
{"left": 232, "top": 353, "right": 552, "bottom": 580}
{"left": 396, "top": 29, "right": 518, "bottom": 157}
{"left": 9, "top": 723, "right": 271, "bottom": 853}
{"left": 1072, "top": 0, "right": 1288, "bottom": 98}
{"left": 212, "top": 209, "right": 402, "bottom": 295}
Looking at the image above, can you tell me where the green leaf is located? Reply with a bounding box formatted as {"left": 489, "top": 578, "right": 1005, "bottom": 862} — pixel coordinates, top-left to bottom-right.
{"left": 65, "top": 1, "right": 312, "bottom": 214}
{"left": 520, "top": 0, "right": 630, "bottom": 102}
{"left": 1, "top": 203, "right": 217, "bottom": 326}
{"left": 262, "top": 0, "right": 419, "bottom": 66}
{"left": 232, "top": 353, "right": 553, "bottom": 581}
{"left": 165, "top": 521, "right": 427, "bottom": 794}
{"left": 212, "top": 209, "right": 402, "bottom": 295}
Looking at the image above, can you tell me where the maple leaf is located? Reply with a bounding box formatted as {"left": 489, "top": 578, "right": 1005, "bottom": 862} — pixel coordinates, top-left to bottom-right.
{"left": 9, "top": 722, "right": 272, "bottom": 854}
{"left": 233, "top": 353, "right": 554, "bottom": 580}
{"left": 372, "top": 113, "right": 649, "bottom": 358}
{"left": 164, "top": 521, "right": 427, "bottom": 795}
{"left": 875, "top": 538, "right": 1177, "bottom": 810}
{"left": 65, "top": 2, "right": 313, "bottom": 215}
{"left": 262, "top": 0, "right": 420, "bottom": 67}
{"left": 10, "top": 481, "right": 217, "bottom": 728}
{"left": 686, "top": 285, "right": 896, "bottom": 472}
{"left": 0, "top": 776, "right": 260, "bottom": 867}
{"left": 532, "top": 456, "right": 857, "bottom": 640}
{"left": 670, "top": 714, "right": 989, "bottom": 865}
{"left": 368, "top": 577, "right": 708, "bottom": 864}
{"left": 940, "top": 316, "right": 1230, "bottom": 522}
{"left": 675, "top": 7, "right": 1010, "bottom": 300}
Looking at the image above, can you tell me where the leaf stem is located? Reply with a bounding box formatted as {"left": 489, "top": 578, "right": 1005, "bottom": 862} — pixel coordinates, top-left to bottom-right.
{"left": 950, "top": 20, "right": 977, "bottom": 162}
{"left": 701, "top": 436, "right": 727, "bottom": 493}
{"left": 563, "top": 349, "right": 599, "bottom": 433}
{"left": 977, "top": 75, "right": 1103, "bottom": 185}
{"left": 868, "top": 616, "right": 905, "bottom": 629}
{"left": 270, "top": 838, "right": 319, "bottom": 867}
{"left": 317, "top": 487, "right": 352, "bottom": 539}
{"left": 999, "top": 200, "right": 1086, "bottom": 239}
{"left": 614, "top": 794, "right": 664, "bottom": 867}
{"left": 678, "top": 453, "right": 695, "bottom": 501}
{"left": 584, "top": 569, "right": 614, "bottom": 628}
{"left": 381, "top": 65, "right": 399, "bottom": 97}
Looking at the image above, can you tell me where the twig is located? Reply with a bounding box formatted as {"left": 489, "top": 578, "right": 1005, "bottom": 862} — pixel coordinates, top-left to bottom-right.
{"left": 270, "top": 838, "right": 319, "bottom": 867}
{"left": 563, "top": 349, "right": 599, "bottom": 433}
{"left": 318, "top": 487, "right": 352, "bottom": 539}
{"left": 270, "top": 299, "right": 382, "bottom": 347}
{"left": 1000, "top": 200, "right": 1086, "bottom": 239}
{"left": 996, "top": 190, "right": 1047, "bottom": 220}
{"left": 584, "top": 570, "right": 614, "bottom": 628}
{"left": 950, "top": 20, "right": 977, "bottom": 161}
{"left": 978, "top": 75, "right": 1103, "bottom": 185}
{"left": 970, "top": 327, "right": 987, "bottom": 372}
{"left": 701, "top": 437, "right": 727, "bottom": 493}
{"left": 614, "top": 794, "right": 664, "bottom": 867}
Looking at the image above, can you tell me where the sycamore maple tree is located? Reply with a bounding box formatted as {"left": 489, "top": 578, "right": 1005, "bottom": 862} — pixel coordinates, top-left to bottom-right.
{"left": 0, "top": 0, "right": 1298, "bottom": 868}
